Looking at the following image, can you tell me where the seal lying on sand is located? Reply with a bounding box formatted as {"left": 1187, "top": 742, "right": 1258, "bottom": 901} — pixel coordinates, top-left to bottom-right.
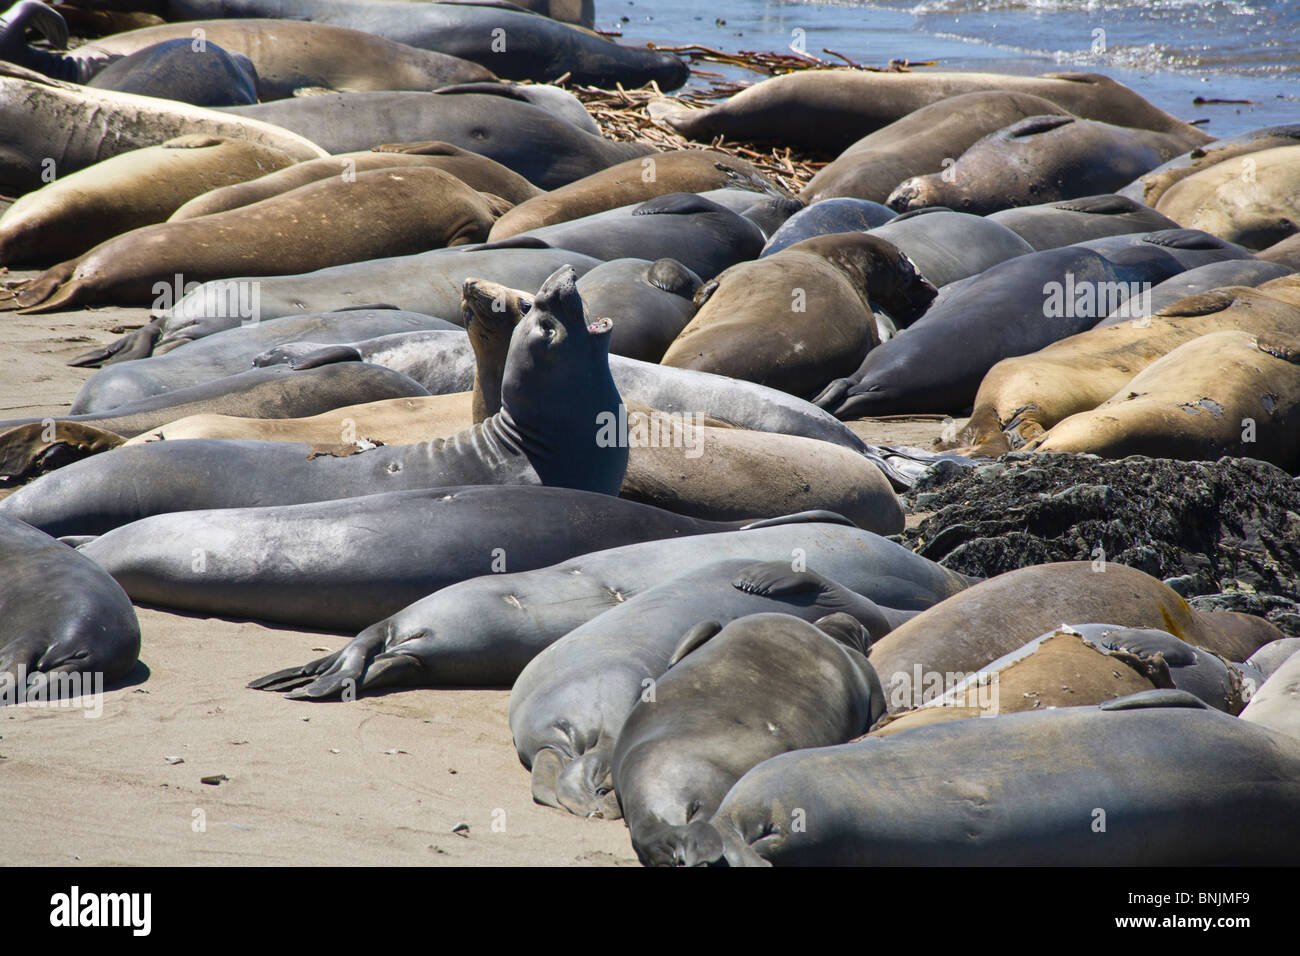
{"left": 0, "top": 514, "right": 141, "bottom": 703}
{"left": 699, "top": 690, "right": 1300, "bottom": 865}
{"left": 613, "top": 609, "right": 885, "bottom": 864}
{"left": 251, "top": 521, "right": 969, "bottom": 699}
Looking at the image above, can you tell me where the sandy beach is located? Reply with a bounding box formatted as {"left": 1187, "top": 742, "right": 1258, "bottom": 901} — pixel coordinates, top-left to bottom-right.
{"left": 0, "top": 276, "right": 945, "bottom": 866}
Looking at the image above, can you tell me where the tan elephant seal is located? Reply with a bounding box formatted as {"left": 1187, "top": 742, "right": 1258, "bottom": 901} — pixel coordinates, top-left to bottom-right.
{"left": 488, "top": 149, "right": 782, "bottom": 240}
{"left": 4, "top": 167, "right": 510, "bottom": 312}
{"left": 0, "top": 136, "right": 297, "bottom": 266}
{"left": 1155, "top": 144, "right": 1300, "bottom": 250}
{"left": 170, "top": 142, "right": 541, "bottom": 221}
{"left": 866, "top": 561, "right": 1284, "bottom": 715}
{"left": 1029, "top": 330, "right": 1300, "bottom": 469}
{"left": 954, "top": 275, "right": 1300, "bottom": 456}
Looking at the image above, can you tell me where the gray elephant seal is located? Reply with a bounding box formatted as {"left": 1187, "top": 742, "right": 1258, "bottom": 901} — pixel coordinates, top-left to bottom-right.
{"left": 86, "top": 38, "right": 259, "bottom": 106}
{"left": 702, "top": 690, "right": 1300, "bottom": 865}
{"left": 510, "top": 552, "right": 960, "bottom": 818}
{"left": 76, "top": 487, "right": 793, "bottom": 632}
{"left": 252, "top": 520, "right": 961, "bottom": 699}
{"left": 886, "top": 115, "right": 1198, "bottom": 215}
{"left": 867, "top": 208, "right": 1035, "bottom": 289}
{"left": 986, "top": 194, "right": 1180, "bottom": 251}
{"left": 2, "top": 268, "right": 628, "bottom": 535}
{"left": 0, "top": 514, "right": 140, "bottom": 702}
{"left": 575, "top": 258, "right": 701, "bottom": 362}
{"left": 613, "top": 607, "right": 885, "bottom": 865}
{"left": 1240, "top": 648, "right": 1300, "bottom": 739}
{"left": 221, "top": 91, "right": 650, "bottom": 189}
{"left": 1118, "top": 123, "right": 1300, "bottom": 207}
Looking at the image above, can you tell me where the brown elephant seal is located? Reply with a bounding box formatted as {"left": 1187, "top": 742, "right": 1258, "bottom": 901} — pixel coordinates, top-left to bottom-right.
{"left": 488, "top": 149, "right": 784, "bottom": 239}
{"left": 655, "top": 70, "right": 1211, "bottom": 153}
{"left": 659, "top": 233, "right": 938, "bottom": 398}
{"left": 4, "top": 167, "right": 510, "bottom": 312}
{"left": 866, "top": 561, "right": 1283, "bottom": 715}
{"left": 1029, "top": 330, "right": 1300, "bottom": 469}
{"left": 953, "top": 275, "right": 1300, "bottom": 455}
{"left": 0, "top": 60, "right": 325, "bottom": 193}
{"left": 800, "top": 90, "right": 1072, "bottom": 204}
{"left": 1118, "top": 123, "right": 1300, "bottom": 207}
{"left": 0, "top": 135, "right": 297, "bottom": 267}
{"left": 872, "top": 622, "right": 1249, "bottom": 737}
{"left": 612, "top": 610, "right": 884, "bottom": 866}
{"left": 886, "top": 115, "right": 1197, "bottom": 215}
{"left": 170, "top": 142, "right": 540, "bottom": 221}
{"left": 67, "top": 18, "right": 496, "bottom": 99}
{"left": 1154, "top": 144, "right": 1300, "bottom": 250}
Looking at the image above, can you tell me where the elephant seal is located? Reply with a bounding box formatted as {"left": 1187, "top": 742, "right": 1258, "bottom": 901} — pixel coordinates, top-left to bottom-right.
{"left": 0, "top": 135, "right": 297, "bottom": 267}
{"left": 221, "top": 91, "right": 650, "bottom": 189}
{"left": 574, "top": 258, "right": 701, "bottom": 362}
{"left": 0, "top": 514, "right": 140, "bottom": 702}
{"left": 3, "top": 267, "right": 629, "bottom": 533}
{"left": 430, "top": 81, "right": 598, "bottom": 135}
{"left": 146, "top": 0, "right": 688, "bottom": 88}
{"left": 613, "top": 609, "right": 884, "bottom": 865}
{"left": 0, "top": 362, "right": 431, "bottom": 481}
{"left": 484, "top": 193, "right": 767, "bottom": 280}
{"left": 1154, "top": 144, "right": 1300, "bottom": 250}
{"left": 6, "top": 167, "right": 508, "bottom": 312}
{"left": 954, "top": 277, "right": 1300, "bottom": 455}
{"left": 799, "top": 90, "right": 1073, "bottom": 204}
{"left": 133, "top": 247, "right": 602, "bottom": 354}
{"left": 1260, "top": 232, "right": 1300, "bottom": 270}
{"left": 68, "top": 309, "right": 458, "bottom": 412}
{"left": 865, "top": 562, "right": 1282, "bottom": 716}
{"left": 488, "top": 149, "right": 781, "bottom": 240}
{"left": 873, "top": 623, "right": 1247, "bottom": 739}
{"left": 170, "top": 143, "right": 541, "bottom": 221}
{"left": 813, "top": 229, "right": 1252, "bottom": 418}
{"left": 85, "top": 38, "right": 259, "bottom": 106}
{"left": 0, "top": 60, "right": 325, "bottom": 193}
{"left": 1118, "top": 123, "right": 1300, "bottom": 207}
{"left": 657, "top": 70, "right": 1210, "bottom": 153}
{"left": 886, "top": 115, "right": 1197, "bottom": 215}
{"left": 867, "top": 208, "right": 1035, "bottom": 289}
{"left": 0, "top": 12, "right": 495, "bottom": 93}
{"left": 510, "top": 556, "right": 953, "bottom": 818}
{"left": 252, "top": 521, "right": 969, "bottom": 699}
{"left": 701, "top": 690, "right": 1300, "bottom": 865}
{"left": 1240, "top": 648, "right": 1300, "bottom": 739}
{"left": 660, "top": 233, "right": 938, "bottom": 397}
{"left": 1097, "top": 258, "right": 1294, "bottom": 323}
{"left": 986, "top": 194, "right": 1180, "bottom": 251}
{"left": 76, "top": 487, "right": 801, "bottom": 632}
{"left": 1029, "top": 330, "right": 1300, "bottom": 469}
{"left": 760, "top": 199, "right": 895, "bottom": 257}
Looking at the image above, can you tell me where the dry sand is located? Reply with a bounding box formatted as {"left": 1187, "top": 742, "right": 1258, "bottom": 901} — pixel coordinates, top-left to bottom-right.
{"left": 0, "top": 268, "right": 947, "bottom": 866}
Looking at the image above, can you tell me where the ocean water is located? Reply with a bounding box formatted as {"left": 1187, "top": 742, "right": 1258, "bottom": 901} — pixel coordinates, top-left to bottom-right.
{"left": 613, "top": 0, "right": 1300, "bottom": 138}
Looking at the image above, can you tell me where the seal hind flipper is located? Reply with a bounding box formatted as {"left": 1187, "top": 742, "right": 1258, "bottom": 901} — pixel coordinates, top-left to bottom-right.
{"left": 667, "top": 621, "right": 723, "bottom": 668}
{"left": 1098, "top": 688, "right": 1209, "bottom": 711}
{"left": 737, "top": 510, "right": 854, "bottom": 530}
{"left": 68, "top": 321, "right": 162, "bottom": 367}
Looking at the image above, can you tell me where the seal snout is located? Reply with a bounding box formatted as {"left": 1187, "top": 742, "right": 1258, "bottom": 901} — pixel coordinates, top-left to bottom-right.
{"left": 885, "top": 178, "right": 932, "bottom": 212}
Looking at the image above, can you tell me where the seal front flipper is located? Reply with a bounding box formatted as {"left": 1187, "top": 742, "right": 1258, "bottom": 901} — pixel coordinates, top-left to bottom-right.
{"left": 68, "top": 321, "right": 162, "bottom": 368}
{"left": 1098, "top": 688, "right": 1208, "bottom": 711}
{"left": 667, "top": 621, "right": 723, "bottom": 668}
{"left": 288, "top": 345, "right": 365, "bottom": 371}
{"left": 730, "top": 562, "right": 836, "bottom": 597}
{"left": 251, "top": 343, "right": 362, "bottom": 369}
